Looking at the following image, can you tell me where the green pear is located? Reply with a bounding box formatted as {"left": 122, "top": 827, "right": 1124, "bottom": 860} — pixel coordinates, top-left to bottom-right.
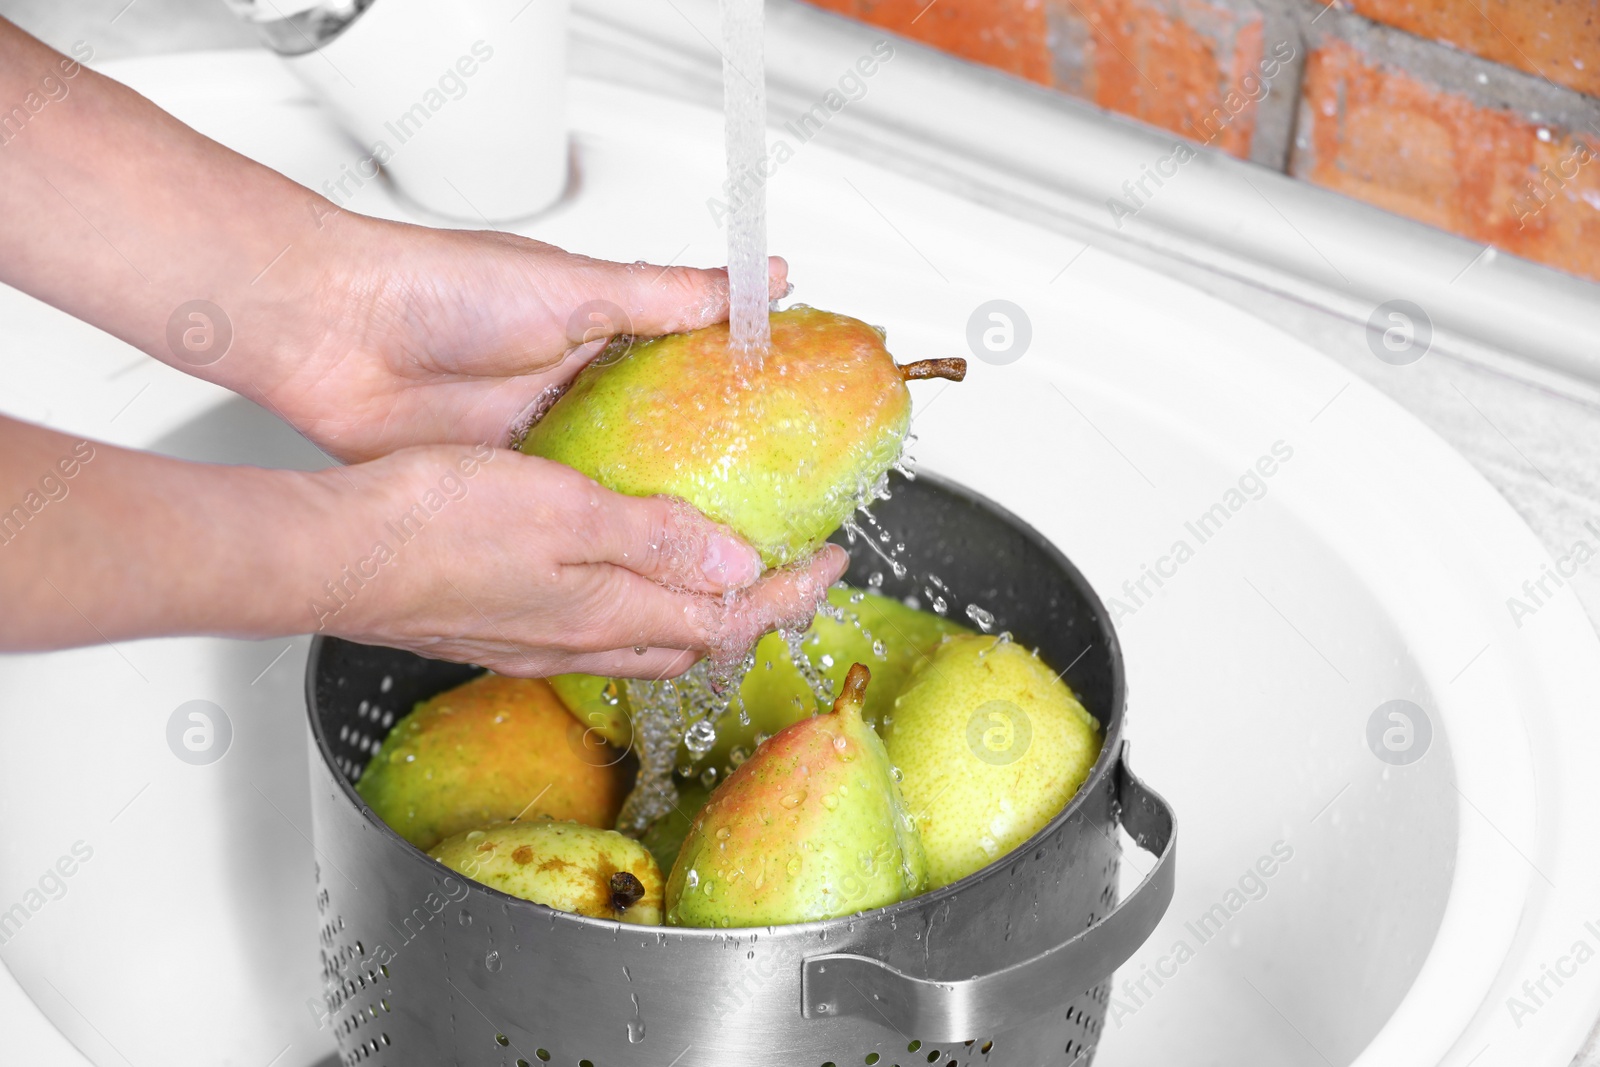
{"left": 885, "top": 634, "right": 1102, "bottom": 890}
{"left": 548, "top": 673, "right": 630, "bottom": 748}
{"left": 430, "top": 820, "right": 664, "bottom": 925}
{"left": 740, "top": 585, "right": 972, "bottom": 738}
{"left": 545, "top": 585, "right": 971, "bottom": 784}
{"left": 356, "top": 674, "right": 628, "bottom": 852}
{"left": 666, "top": 664, "right": 927, "bottom": 927}
{"left": 521, "top": 306, "right": 964, "bottom": 568}
{"left": 639, "top": 781, "right": 712, "bottom": 875}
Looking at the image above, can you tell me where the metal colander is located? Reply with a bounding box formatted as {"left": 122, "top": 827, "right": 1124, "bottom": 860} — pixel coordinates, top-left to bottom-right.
{"left": 304, "top": 473, "right": 1176, "bottom": 1067}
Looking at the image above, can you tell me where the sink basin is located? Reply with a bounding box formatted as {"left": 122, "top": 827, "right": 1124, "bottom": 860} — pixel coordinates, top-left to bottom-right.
{"left": 1, "top": 36, "right": 1598, "bottom": 1067}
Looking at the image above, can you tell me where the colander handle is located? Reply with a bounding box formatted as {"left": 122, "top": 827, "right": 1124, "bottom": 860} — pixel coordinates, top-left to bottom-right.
{"left": 801, "top": 745, "right": 1175, "bottom": 1042}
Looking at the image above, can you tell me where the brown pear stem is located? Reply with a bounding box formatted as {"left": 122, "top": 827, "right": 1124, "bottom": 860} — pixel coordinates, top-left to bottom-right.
{"left": 835, "top": 663, "right": 872, "bottom": 715}
{"left": 898, "top": 358, "right": 967, "bottom": 382}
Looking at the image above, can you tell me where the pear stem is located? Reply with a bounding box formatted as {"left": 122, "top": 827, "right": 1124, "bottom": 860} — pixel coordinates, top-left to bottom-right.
{"left": 833, "top": 663, "right": 871, "bottom": 719}
{"left": 898, "top": 358, "right": 967, "bottom": 382}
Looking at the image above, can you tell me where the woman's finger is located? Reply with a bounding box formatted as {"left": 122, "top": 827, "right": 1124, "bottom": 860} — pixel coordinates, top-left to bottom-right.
{"left": 562, "top": 484, "right": 762, "bottom": 595}
{"left": 698, "top": 544, "right": 851, "bottom": 663}
{"left": 561, "top": 647, "right": 701, "bottom": 680}
{"left": 563, "top": 543, "right": 848, "bottom": 657}
{"left": 562, "top": 254, "right": 789, "bottom": 340}
{"left": 479, "top": 646, "right": 696, "bottom": 681}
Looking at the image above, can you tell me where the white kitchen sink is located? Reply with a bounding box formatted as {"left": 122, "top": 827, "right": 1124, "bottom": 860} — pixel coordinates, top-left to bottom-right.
{"left": 1, "top": 30, "right": 1598, "bottom": 1067}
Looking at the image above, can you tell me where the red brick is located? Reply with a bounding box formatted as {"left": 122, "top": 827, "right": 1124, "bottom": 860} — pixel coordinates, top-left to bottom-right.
{"left": 1293, "top": 38, "right": 1600, "bottom": 282}
{"left": 1345, "top": 0, "right": 1600, "bottom": 99}
{"left": 1050, "top": 0, "right": 1266, "bottom": 158}
{"left": 803, "top": 0, "right": 1274, "bottom": 159}
{"left": 803, "top": 0, "right": 1056, "bottom": 84}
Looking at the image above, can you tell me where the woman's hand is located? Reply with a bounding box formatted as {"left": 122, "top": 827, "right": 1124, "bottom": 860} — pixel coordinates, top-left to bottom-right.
{"left": 0, "top": 22, "right": 786, "bottom": 463}
{"left": 320, "top": 444, "right": 847, "bottom": 677}
{"left": 256, "top": 222, "right": 791, "bottom": 463}
{"left": 0, "top": 418, "right": 848, "bottom": 675}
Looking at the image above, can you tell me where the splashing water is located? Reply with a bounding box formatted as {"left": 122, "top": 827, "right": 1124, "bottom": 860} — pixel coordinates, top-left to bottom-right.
{"left": 842, "top": 516, "right": 908, "bottom": 579}
{"left": 720, "top": 0, "right": 770, "bottom": 360}
{"left": 617, "top": 676, "right": 688, "bottom": 834}
{"left": 782, "top": 628, "right": 836, "bottom": 705}
{"left": 616, "top": 561, "right": 834, "bottom": 833}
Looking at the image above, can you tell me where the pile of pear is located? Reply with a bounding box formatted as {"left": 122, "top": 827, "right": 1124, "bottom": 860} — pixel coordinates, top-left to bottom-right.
{"left": 359, "top": 586, "right": 1102, "bottom": 927}
{"left": 353, "top": 307, "right": 1102, "bottom": 927}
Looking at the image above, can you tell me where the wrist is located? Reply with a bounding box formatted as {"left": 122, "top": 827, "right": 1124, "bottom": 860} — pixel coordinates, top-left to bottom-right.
{"left": 181, "top": 207, "right": 387, "bottom": 401}
{"left": 282, "top": 443, "right": 495, "bottom": 642}
{"left": 256, "top": 454, "right": 411, "bottom": 641}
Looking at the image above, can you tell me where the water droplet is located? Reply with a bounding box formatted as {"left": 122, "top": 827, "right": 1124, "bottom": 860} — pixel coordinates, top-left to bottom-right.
{"left": 822, "top": 794, "right": 839, "bottom": 810}
{"left": 627, "top": 991, "right": 646, "bottom": 1043}
{"left": 485, "top": 950, "right": 502, "bottom": 972}
{"left": 685, "top": 719, "right": 717, "bottom": 755}
{"left": 716, "top": 826, "right": 732, "bottom": 840}
{"left": 781, "top": 790, "right": 807, "bottom": 809}
{"left": 634, "top": 645, "right": 648, "bottom": 655}
{"left": 458, "top": 909, "right": 473, "bottom": 926}
{"left": 686, "top": 869, "right": 700, "bottom": 888}
{"left": 787, "top": 856, "right": 802, "bottom": 875}
{"left": 966, "top": 604, "right": 996, "bottom": 631}
{"left": 868, "top": 571, "right": 884, "bottom": 589}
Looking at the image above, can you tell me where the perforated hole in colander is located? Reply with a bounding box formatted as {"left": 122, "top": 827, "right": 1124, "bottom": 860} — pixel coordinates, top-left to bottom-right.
{"left": 316, "top": 851, "right": 401, "bottom": 1067}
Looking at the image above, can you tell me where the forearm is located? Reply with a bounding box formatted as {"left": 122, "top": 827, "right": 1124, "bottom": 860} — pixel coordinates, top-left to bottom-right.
{"left": 0, "top": 19, "right": 352, "bottom": 397}
{"left": 0, "top": 414, "right": 359, "bottom": 649}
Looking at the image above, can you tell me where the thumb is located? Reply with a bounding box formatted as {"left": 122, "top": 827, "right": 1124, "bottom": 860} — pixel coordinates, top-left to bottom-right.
{"left": 561, "top": 255, "right": 789, "bottom": 344}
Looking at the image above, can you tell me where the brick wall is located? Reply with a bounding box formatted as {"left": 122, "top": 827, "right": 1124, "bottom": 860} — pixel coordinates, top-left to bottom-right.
{"left": 804, "top": 0, "right": 1600, "bottom": 282}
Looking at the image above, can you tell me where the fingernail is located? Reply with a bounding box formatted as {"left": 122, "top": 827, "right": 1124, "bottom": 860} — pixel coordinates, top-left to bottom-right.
{"left": 703, "top": 535, "right": 762, "bottom": 588}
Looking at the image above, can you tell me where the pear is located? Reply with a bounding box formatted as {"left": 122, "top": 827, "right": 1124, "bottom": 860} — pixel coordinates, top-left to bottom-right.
{"left": 639, "top": 781, "right": 712, "bottom": 875}
{"left": 885, "top": 635, "right": 1103, "bottom": 890}
{"left": 431, "top": 821, "right": 663, "bottom": 925}
{"left": 521, "top": 306, "right": 964, "bottom": 568}
{"left": 740, "top": 585, "right": 972, "bottom": 738}
{"left": 548, "top": 673, "right": 630, "bottom": 748}
{"left": 666, "top": 664, "right": 927, "bottom": 927}
{"left": 356, "top": 674, "right": 628, "bottom": 851}
{"left": 546, "top": 585, "right": 971, "bottom": 782}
